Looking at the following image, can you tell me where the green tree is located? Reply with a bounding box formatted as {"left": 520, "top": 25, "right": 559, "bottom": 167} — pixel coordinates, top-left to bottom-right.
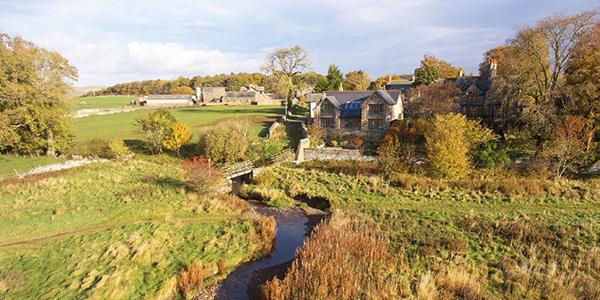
{"left": 163, "top": 123, "right": 193, "bottom": 157}
{"left": 136, "top": 110, "right": 176, "bottom": 154}
{"left": 325, "top": 64, "right": 344, "bottom": 91}
{"left": 413, "top": 65, "right": 439, "bottom": 86}
{"left": 0, "top": 33, "right": 78, "bottom": 156}
{"left": 344, "top": 70, "right": 371, "bottom": 90}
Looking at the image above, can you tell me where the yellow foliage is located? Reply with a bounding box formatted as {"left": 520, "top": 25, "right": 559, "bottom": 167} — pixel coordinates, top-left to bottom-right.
{"left": 162, "top": 123, "right": 193, "bottom": 156}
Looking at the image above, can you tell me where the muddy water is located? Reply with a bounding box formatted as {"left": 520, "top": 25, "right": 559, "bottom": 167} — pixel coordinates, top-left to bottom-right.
{"left": 215, "top": 201, "right": 324, "bottom": 300}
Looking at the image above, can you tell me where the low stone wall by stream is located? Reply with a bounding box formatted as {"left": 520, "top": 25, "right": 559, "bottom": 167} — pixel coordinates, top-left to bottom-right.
{"left": 303, "top": 147, "right": 377, "bottom": 162}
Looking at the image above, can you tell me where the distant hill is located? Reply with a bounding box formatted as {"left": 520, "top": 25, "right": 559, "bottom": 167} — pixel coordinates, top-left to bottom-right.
{"left": 68, "top": 86, "right": 106, "bottom": 97}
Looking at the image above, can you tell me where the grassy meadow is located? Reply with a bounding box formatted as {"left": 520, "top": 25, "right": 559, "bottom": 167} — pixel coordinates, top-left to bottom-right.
{"left": 0, "top": 155, "right": 64, "bottom": 178}
{"left": 71, "top": 105, "right": 283, "bottom": 143}
{"left": 66, "top": 95, "right": 136, "bottom": 111}
{"left": 246, "top": 164, "right": 600, "bottom": 299}
{"left": 0, "top": 157, "right": 275, "bottom": 299}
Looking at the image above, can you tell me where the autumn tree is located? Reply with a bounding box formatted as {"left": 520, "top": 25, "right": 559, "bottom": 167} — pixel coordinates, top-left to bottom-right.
{"left": 542, "top": 115, "right": 595, "bottom": 179}
{"left": 163, "top": 123, "right": 193, "bottom": 157}
{"left": 406, "top": 83, "right": 462, "bottom": 118}
{"left": 170, "top": 86, "right": 195, "bottom": 95}
{"left": 420, "top": 55, "right": 462, "bottom": 78}
{"left": 0, "top": 33, "right": 78, "bottom": 156}
{"left": 344, "top": 70, "right": 371, "bottom": 90}
{"left": 426, "top": 114, "right": 495, "bottom": 179}
{"left": 377, "top": 119, "right": 426, "bottom": 173}
{"left": 564, "top": 22, "right": 600, "bottom": 149}
{"left": 136, "top": 110, "right": 176, "bottom": 154}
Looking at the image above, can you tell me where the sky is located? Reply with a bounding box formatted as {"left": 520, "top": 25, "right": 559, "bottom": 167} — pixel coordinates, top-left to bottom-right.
{"left": 0, "top": 0, "right": 598, "bottom": 86}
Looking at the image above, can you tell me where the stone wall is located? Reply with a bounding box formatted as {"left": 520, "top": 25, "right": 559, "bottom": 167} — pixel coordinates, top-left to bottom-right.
{"left": 303, "top": 147, "right": 378, "bottom": 162}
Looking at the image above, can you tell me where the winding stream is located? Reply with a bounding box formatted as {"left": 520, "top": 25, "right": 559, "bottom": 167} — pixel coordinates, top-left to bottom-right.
{"left": 215, "top": 201, "right": 325, "bottom": 300}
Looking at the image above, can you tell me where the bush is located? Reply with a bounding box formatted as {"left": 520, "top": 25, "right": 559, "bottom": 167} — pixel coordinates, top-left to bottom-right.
{"left": 246, "top": 139, "right": 284, "bottom": 163}
{"left": 136, "top": 110, "right": 176, "bottom": 154}
{"left": 108, "top": 139, "right": 132, "bottom": 160}
{"left": 426, "top": 114, "right": 495, "bottom": 179}
{"left": 474, "top": 142, "right": 511, "bottom": 169}
{"left": 85, "top": 138, "right": 112, "bottom": 158}
{"left": 198, "top": 120, "right": 250, "bottom": 164}
{"left": 307, "top": 122, "right": 325, "bottom": 148}
{"left": 182, "top": 156, "right": 225, "bottom": 194}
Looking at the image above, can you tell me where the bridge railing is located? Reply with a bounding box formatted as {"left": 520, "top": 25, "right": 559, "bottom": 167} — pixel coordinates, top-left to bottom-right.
{"left": 221, "top": 148, "right": 295, "bottom": 178}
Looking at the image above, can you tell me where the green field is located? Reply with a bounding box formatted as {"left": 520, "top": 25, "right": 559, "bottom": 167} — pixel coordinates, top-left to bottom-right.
{"left": 249, "top": 164, "right": 600, "bottom": 299}
{"left": 0, "top": 155, "right": 64, "bottom": 178}
{"left": 0, "top": 158, "right": 274, "bottom": 299}
{"left": 66, "top": 96, "right": 136, "bottom": 111}
{"left": 71, "top": 105, "right": 283, "bottom": 143}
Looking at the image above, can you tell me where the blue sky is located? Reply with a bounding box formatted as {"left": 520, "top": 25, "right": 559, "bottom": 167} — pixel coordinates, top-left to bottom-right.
{"left": 0, "top": 0, "right": 597, "bottom": 86}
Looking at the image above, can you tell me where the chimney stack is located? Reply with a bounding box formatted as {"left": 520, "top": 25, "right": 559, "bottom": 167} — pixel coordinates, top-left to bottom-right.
{"left": 489, "top": 59, "right": 498, "bottom": 78}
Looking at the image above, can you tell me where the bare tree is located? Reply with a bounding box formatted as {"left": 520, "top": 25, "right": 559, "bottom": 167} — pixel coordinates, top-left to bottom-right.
{"left": 263, "top": 46, "right": 312, "bottom": 117}
{"left": 514, "top": 10, "right": 597, "bottom": 104}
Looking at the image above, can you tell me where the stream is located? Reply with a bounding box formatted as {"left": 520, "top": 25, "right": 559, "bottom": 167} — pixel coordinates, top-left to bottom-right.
{"left": 215, "top": 201, "right": 326, "bottom": 300}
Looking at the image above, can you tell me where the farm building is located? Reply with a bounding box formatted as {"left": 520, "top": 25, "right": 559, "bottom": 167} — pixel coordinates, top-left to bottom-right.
{"left": 139, "top": 94, "right": 194, "bottom": 107}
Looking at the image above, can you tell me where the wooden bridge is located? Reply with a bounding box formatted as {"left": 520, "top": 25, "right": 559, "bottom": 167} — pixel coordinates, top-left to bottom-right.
{"left": 221, "top": 149, "right": 295, "bottom": 180}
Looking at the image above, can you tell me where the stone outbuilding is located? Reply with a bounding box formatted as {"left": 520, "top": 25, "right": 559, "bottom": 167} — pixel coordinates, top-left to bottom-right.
{"left": 139, "top": 94, "right": 194, "bottom": 107}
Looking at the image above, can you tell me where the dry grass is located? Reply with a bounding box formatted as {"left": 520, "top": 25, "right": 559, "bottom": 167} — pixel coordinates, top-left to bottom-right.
{"left": 262, "top": 214, "right": 403, "bottom": 299}
{"left": 177, "top": 260, "right": 211, "bottom": 299}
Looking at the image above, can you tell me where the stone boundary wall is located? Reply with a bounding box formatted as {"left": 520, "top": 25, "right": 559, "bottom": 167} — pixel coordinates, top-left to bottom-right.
{"left": 303, "top": 147, "right": 378, "bottom": 162}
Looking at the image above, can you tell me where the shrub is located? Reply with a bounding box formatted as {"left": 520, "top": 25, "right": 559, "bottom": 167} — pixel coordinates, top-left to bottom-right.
{"left": 246, "top": 139, "right": 283, "bottom": 164}
{"left": 198, "top": 120, "right": 250, "bottom": 164}
{"left": 136, "top": 110, "right": 176, "bottom": 154}
{"left": 377, "top": 119, "right": 425, "bottom": 173}
{"left": 163, "top": 123, "right": 193, "bottom": 157}
{"left": 307, "top": 122, "right": 325, "bottom": 148}
{"left": 426, "top": 114, "right": 495, "bottom": 179}
{"left": 542, "top": 115, "right": 594, "bottom": 179}
{"left": 108, "top": 139, "right": 132, "bottom": 160}
{"left": 474, "top": 142, "right": 511, "bottom": 169}
{"left": 85, "top": 138, "right": 112, "bottom": 158}
{"left": 182, "top": 156, "right": 225, "bottom": 193}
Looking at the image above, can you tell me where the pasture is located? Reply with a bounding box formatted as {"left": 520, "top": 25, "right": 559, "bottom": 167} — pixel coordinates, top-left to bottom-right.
{"left": 0, "top": 158, "right": 274, "bottom": 299}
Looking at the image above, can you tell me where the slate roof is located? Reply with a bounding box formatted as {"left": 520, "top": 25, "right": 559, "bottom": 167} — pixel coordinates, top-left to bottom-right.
{"left": 322, "top": 91, "right": 402, "bottom": 117}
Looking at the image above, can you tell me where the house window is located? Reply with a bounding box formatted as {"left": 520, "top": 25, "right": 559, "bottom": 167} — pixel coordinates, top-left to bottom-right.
{"left": 321, "top": 118, "right": 335, "bottom": 129}
{"left": 368, "top": 119, "right": 384, "bottom": 130}
{"left": 368, "top": 104, "right": 384, "bottom": 116}
{"left": 321, "top": 102, "right": 335, "bottom": 115}
{"left": 342, "top": 118, "right": 360, "bottom": 130}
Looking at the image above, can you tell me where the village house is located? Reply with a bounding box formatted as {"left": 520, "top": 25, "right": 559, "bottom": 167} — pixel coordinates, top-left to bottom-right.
{"left": 311, "top": 90, "right": 404, "bottom": 132}
{"left": 139, "top": 94, "right": 195, "bottom": 107}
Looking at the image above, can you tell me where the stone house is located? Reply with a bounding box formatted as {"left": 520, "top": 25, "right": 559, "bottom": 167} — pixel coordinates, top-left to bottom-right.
{"left": 139, "top": 94, "right": 194, "bottom": 107}
{"left": 313, "top": 90, "right": 404, "bottom": 132}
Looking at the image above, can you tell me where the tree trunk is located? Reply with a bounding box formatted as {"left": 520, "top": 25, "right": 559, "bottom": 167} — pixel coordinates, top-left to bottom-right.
{"left": 46, "top": 129, "right": 56, "bottom": 157}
